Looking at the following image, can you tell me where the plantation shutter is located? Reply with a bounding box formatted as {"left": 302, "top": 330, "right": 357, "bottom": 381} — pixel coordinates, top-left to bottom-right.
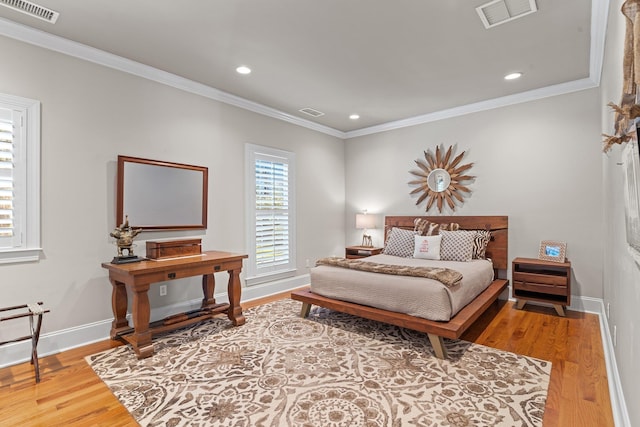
{"left": 255, "top": 155, "right": 290, "bottom": 270}
{"left": 0, "top": 109, "right": 16, "bottom": 245}
{"left": 0, "top": 94, "right": 40, "bottom": 263}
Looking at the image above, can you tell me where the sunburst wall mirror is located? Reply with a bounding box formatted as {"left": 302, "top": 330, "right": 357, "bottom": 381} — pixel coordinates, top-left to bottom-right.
{"left": 409, "top": 145, "right": 475, "bottom": 212}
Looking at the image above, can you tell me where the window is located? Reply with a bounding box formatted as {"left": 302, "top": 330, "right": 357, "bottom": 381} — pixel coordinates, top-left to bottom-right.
{"left": 245, "top": 143, "right": 296, "bottom": 284}
{"left": 0, "top": 93, "right": 40, "bottom": 264}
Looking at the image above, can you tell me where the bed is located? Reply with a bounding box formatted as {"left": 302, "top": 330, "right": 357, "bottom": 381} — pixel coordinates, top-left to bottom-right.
{"left": 291, "top": 215, "right": 509, "bottom": 359}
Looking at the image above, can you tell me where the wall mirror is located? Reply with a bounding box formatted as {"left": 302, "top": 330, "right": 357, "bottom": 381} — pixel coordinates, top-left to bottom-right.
{"left": 116, "top": 156, "right": 208, "bottom": 230}
{"left": 409, "top": 145, "right": 475, "bottom": 213}
{"left": 427, "top": 169, "right": 451, "bottom": 192}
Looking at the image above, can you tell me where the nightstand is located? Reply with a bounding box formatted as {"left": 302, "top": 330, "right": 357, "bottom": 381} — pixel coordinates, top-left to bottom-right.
{"left": 512, "top": 257, "right": 571, "bottom": 316}
{"left": 345, "top": 246, "right": 383, "bottom": 259}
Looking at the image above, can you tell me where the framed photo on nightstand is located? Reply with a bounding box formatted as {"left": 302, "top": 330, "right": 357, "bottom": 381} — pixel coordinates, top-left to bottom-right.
{"left": 538, "top": 240, "right": 566, "bottom": 263}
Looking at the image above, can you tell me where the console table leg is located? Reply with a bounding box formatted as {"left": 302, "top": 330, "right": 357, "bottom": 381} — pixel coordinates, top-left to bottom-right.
{"left": 201, "top": 274, "right": 216, "bottom": 309}
{"left": 227, "top": 269, "right": 245, "bottom": 326}
{"left": 131, "top": 284, "right": 153, "bottom": 359}
{"left": 110, "top": 279, "right": 129, "bottom": 339}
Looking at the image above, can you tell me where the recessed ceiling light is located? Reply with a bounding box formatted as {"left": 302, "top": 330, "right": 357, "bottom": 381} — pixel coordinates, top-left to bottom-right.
{"left": 504, "top": 72, "right": 522, "bottom": 80}
{"left": 236, "top": 66, "right": 251, "bottom": 75}
{"left": 349, "top": 114, "right": 360, "bottom": 120}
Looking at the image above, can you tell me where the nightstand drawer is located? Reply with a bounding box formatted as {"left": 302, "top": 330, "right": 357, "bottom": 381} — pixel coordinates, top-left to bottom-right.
{"left": 513, "top": 280, "right": 568, "bottom": 296}
{"left": 345, "top": 246, "right": 383, "bottom": 259}
{"left": 512, "top": 272, "right": 567, "bottom": 287}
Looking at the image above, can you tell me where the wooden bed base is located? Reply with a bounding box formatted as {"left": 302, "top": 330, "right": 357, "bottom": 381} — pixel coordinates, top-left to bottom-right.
{"left": 290, "top": 215, "right": 509, "bottom": 359}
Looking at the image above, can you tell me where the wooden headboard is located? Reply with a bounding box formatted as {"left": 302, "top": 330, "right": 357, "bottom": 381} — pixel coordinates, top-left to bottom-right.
{"left": 384, "top": 216, "right": 509, "bottom": 272}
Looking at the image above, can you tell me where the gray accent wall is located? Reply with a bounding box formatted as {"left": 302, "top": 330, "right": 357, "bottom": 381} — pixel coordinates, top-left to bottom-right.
{"left": 345, "top": 89, "right": 603, "bottom": 300}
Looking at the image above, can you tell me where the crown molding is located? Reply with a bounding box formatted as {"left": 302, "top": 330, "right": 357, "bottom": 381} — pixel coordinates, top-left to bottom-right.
{"left": 344, "top": 77, "right": 599, "bottom": 139}
{"left": 0, "top": 17, "right": 346, "bottom": 139}
{"left": 0, "top": 0, "right": 608, "bottom": 140}
{"left": 589, "top": 0, "right": 610, "bottom": 85}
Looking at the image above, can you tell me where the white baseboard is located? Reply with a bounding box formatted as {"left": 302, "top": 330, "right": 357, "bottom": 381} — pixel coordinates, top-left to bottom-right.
{"left": 0, "top": 283, "right": 631, "bottom": 426}
{"left": 582, "top": 296, "right": 632, "bottom": 427}
{"left": 0, "top": 274, "right": 310, "bottom": 368}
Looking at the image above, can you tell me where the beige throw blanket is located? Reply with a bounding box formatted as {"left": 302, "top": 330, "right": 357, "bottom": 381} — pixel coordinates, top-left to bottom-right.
{"left": 316, "top": 257, "right": 463, "bottom": 287}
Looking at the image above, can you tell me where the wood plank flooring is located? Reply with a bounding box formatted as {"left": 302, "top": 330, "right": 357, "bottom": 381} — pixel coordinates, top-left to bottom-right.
{"left": 0, "top": 292, "right": 614, "bottom": 426}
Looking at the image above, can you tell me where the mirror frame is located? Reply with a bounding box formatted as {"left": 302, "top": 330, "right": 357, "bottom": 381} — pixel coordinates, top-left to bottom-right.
{"left": 409, "top": 145, "right": 475, "bottom": 213}
{"left": 116, "top": 155, "right": 208, "bottom": 230}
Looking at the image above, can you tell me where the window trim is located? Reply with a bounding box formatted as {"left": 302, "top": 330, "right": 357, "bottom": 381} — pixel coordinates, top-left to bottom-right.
{"left": 0, "top": 93, "right": 41, "bottom": 264}
{"left": 244, "top": 143, "right": 296, "bottom": 285}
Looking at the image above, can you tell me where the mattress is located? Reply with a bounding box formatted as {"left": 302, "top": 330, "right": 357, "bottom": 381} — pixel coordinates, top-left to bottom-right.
{"left": 309, "top": 253, "right": 495, "bottom": 321}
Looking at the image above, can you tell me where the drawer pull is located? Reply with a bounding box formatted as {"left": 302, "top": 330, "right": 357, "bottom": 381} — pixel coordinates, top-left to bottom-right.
{"left": 214, "top": 265, "right": 221, "bottom": 271}
{"left": 168, "top": 272, "right": 176, "bottom": 279}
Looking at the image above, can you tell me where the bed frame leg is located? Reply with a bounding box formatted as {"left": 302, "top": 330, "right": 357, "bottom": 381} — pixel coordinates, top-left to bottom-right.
{"left": 300, "top": 302, "right": 311, "bottom": 318}
{"left": 427, "top": 333, "right": 447, "bottom": 359}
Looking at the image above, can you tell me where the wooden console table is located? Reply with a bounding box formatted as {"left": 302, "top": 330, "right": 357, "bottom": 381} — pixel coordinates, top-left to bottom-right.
{"left": 101, "top": 250, "right": 248, "bottom": 359}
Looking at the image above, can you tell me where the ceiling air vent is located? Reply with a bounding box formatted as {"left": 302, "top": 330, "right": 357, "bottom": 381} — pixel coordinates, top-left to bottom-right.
{"left": 299, "top": 107, "right": 325, "bottom": 118}
{"left": 476, "top": 0, "right": 536, "bottom": 29}
{"left": 0, "top": 0, "right": 59, "bottom": 24}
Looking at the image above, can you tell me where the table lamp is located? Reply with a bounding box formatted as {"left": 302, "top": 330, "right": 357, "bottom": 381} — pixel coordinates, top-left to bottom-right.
{"left": 355, "top": 212, "right": 377, "bottom": 247}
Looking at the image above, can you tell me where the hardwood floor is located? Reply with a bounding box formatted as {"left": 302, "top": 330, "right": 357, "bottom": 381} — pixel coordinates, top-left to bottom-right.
{"left": 0, "top": 292, "right": 614, "bottom": 426}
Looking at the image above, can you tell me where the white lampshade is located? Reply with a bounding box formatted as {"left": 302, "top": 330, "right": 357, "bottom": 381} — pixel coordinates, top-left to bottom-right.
{"left": 355, "top": 214, "right": 377, "bottom": 229}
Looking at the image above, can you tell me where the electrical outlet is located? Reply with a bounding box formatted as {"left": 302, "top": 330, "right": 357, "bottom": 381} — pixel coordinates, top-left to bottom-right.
{"left": 159, "top": 284, "right": 167, "bottom": 296}
{"left": 305, "top": 259, "right": 310, "bottom": 268}
{"left": 613, "top": 325, "right": 617, "bottom": 347}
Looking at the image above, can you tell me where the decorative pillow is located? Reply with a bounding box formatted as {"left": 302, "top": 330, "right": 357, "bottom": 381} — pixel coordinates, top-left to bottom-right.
{"left": 413, "top": 234, "right": 442, "bottom": 260}
{"left": 413, "top": 218, "right": 460, "bottom": 236}
{"left": 441, "top": 222, "right": 460, "bottom": 232}
{"left": 383, "top": 227, "right": 417, "bottom": 257}
{"left": 440, "top": 230, "right": 475, "bottom": 262}
{"left": 414, "top": 218, "right": 440, "bottom": 236}
{"left": 472, "top": 230, "right": 491, "bottom": 259}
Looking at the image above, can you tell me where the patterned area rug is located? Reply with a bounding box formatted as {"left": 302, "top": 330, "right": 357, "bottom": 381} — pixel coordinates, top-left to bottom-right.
{"left": 86, "top": 299, "right": 551, "bottom": 426}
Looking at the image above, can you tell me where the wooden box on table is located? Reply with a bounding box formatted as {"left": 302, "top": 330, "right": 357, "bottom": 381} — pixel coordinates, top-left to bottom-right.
{"left": 146, "top": 238, "right": 202, "bottom": 259}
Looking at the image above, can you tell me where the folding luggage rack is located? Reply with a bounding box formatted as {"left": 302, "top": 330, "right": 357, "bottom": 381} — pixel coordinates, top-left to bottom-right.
{"left": 0, "top": 302, "right": 49, "bottom": 383}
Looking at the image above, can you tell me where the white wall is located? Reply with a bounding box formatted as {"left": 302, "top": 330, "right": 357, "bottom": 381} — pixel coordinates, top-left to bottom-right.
{"left": 346, "top": 88, "right": 604, "bottom": 300}
{"left": 0, "top": 34, "right": 346, "bottom": 361}
{"left": 601, "top": 1, "right": 640, "bottom": 425}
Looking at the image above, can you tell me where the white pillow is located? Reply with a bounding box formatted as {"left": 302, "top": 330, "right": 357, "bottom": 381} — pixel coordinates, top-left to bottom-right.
{"left": 413, "top": 234, "right": 442, "bottom": 260}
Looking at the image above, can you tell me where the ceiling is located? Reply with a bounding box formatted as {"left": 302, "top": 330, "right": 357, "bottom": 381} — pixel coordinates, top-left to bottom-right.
{"left": 0, "top": 0, "right": 602, "bottom": 137}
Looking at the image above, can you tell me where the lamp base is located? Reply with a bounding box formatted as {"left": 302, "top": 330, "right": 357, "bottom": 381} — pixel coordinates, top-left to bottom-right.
{"left": 361, "top": 234, "right": 373, "bottom": 247}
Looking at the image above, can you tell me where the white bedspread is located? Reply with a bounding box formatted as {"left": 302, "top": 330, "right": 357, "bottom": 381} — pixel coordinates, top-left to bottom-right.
{"left": 309, "top": 254, "right": 494, "bottom": 321}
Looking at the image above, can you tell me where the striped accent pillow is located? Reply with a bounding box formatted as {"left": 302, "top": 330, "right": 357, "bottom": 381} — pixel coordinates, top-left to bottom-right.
{"left": 414, "top": 218, "right": 440, "bottom": 235}
{"left": 472, "top": 230, "right": 491, "bottom": 259}
{"left": 413, "top": 218, "right": 460, "bottom": 236}
{"left": 442, "top": 222, "right": 461, "bottom": 232}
